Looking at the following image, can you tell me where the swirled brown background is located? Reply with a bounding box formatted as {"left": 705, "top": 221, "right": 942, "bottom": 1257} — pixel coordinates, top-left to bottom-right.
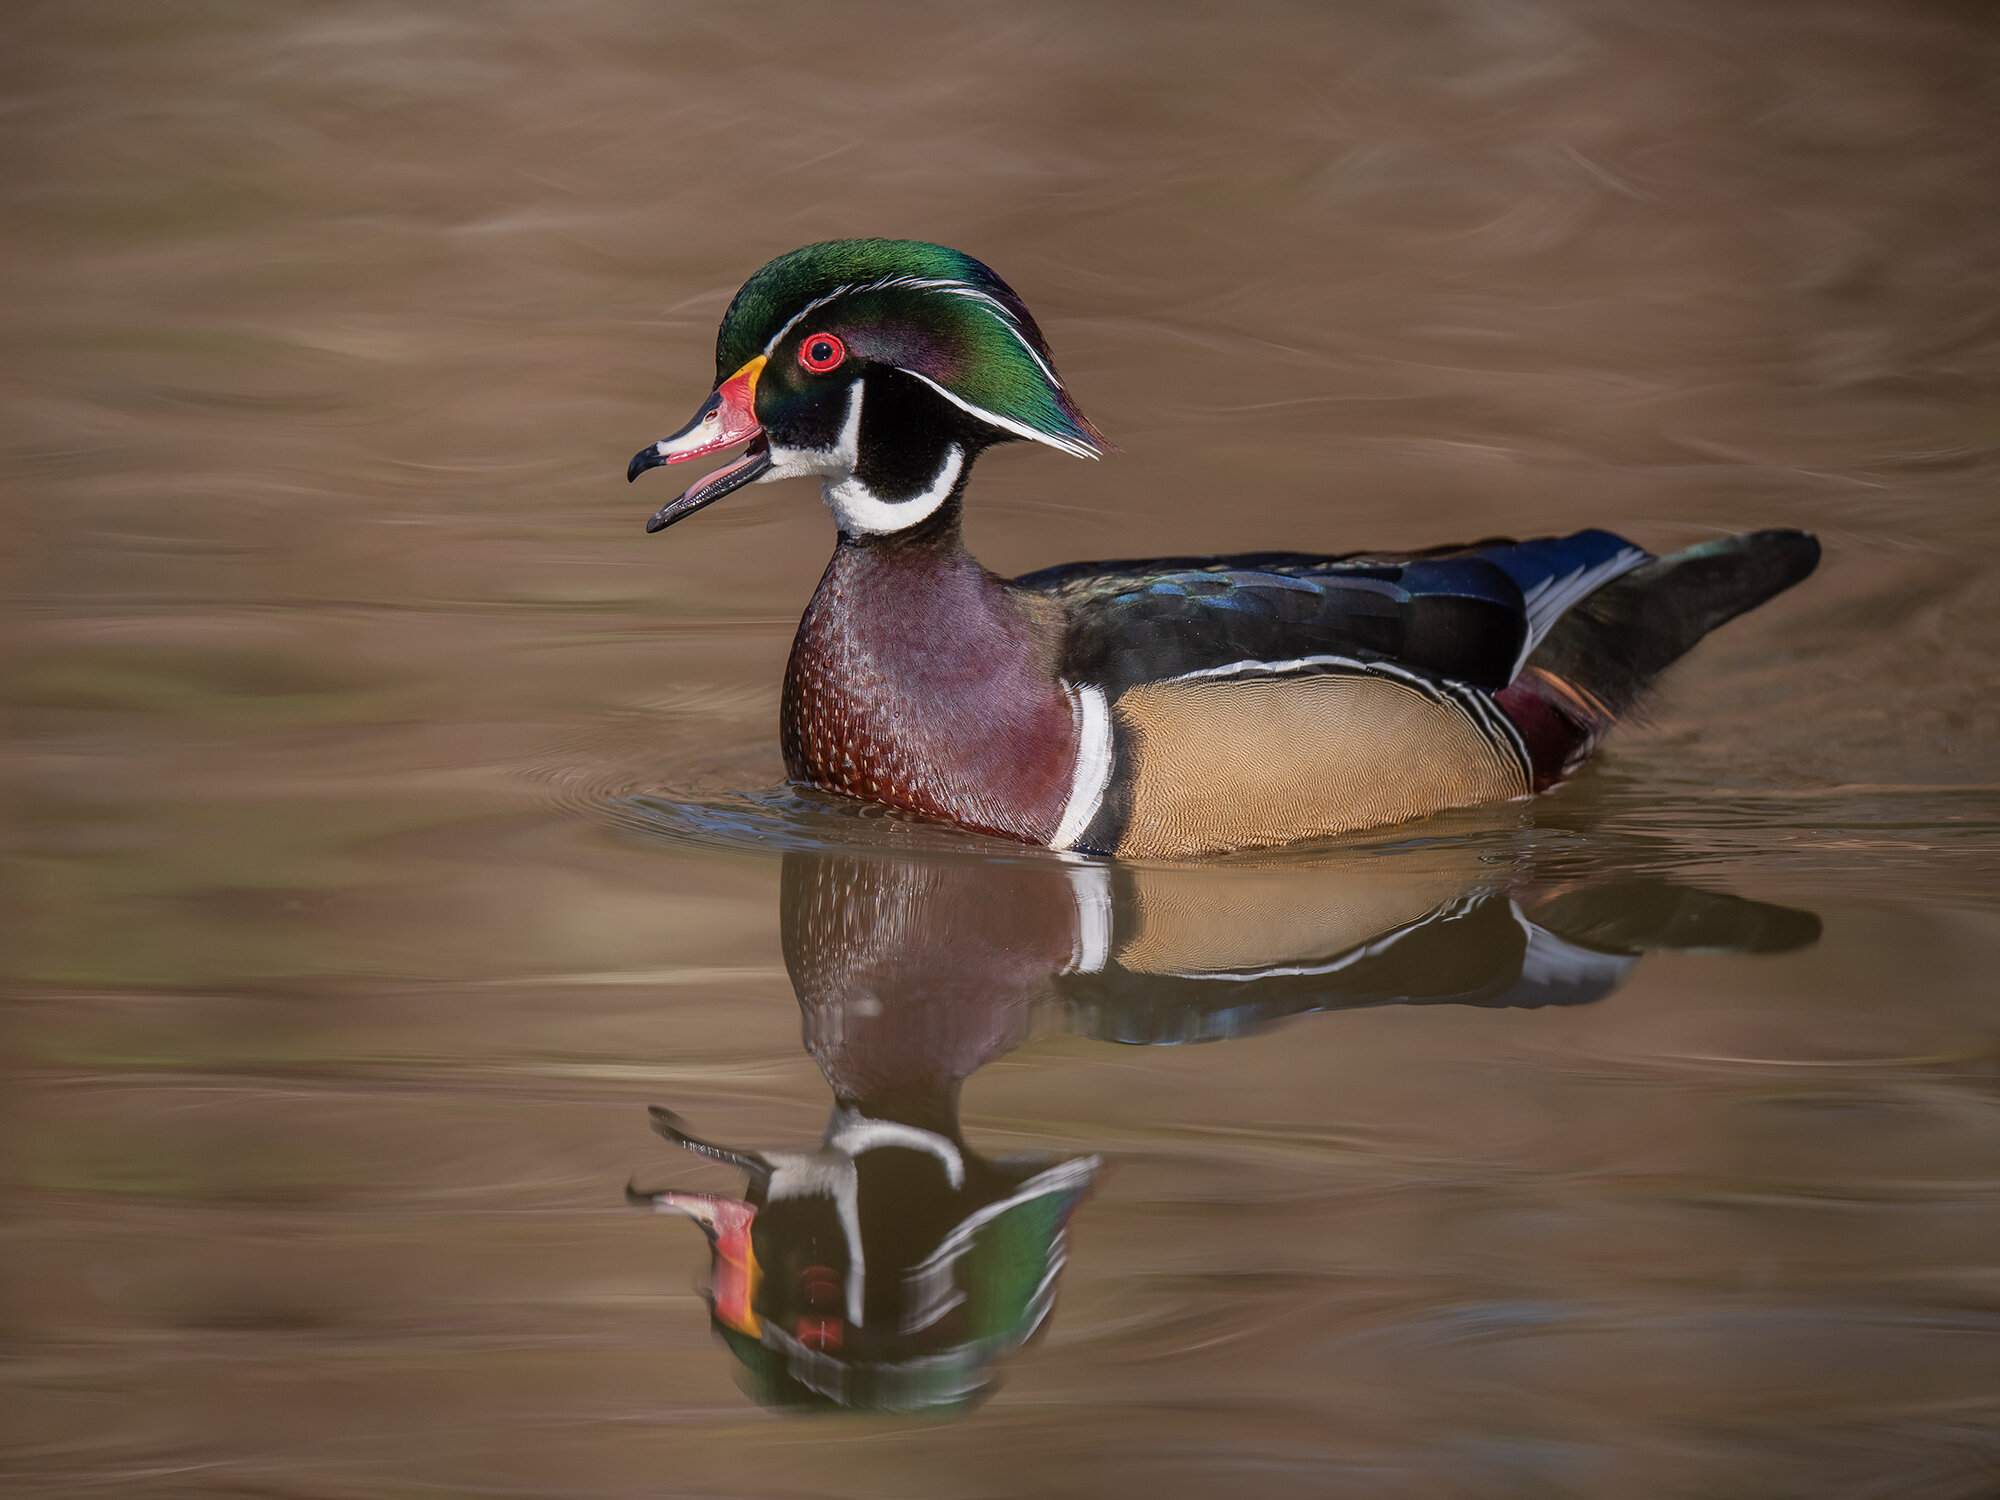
{"left": 6, "top": 2, "right": 1998, "bottom": 1495}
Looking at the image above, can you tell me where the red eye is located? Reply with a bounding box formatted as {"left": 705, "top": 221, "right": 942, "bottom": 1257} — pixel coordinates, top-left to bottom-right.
{"left": 798, "top": 333, "right": 845, "bottom": 374}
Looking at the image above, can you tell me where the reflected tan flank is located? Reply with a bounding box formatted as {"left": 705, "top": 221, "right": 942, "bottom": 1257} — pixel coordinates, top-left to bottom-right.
{"left": 1116, "top": 861, "right": 1476, "bottom": 976}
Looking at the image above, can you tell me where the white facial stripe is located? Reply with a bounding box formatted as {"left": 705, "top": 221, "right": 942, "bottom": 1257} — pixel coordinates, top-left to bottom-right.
{"left": 898, "top": 368, "right": 1100, "bottom": 460}
{"left": 938, "top": 285, "right": 1062, "bottom": 387}
{"left": 752, "top": 273, "right": 1099, "bottom": 458}
{"left": 864, "top": 276, "right": 1064, "bottom": 388}
{"left": 761, "top": 284, "right": 857, "bottom": 360}
{"left": 760, "top": 376, "right": 862, "bottom": 484}
{"left": 807, "top": 375, "right": 965, "bottom": 535}
{"left": 757, "top": 355, "right": 1084, "bottom": 535}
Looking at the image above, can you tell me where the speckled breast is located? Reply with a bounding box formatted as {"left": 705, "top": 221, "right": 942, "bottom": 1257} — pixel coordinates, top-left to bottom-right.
{"left": 780, "top": 540, "right": 1077, "bottom": 845}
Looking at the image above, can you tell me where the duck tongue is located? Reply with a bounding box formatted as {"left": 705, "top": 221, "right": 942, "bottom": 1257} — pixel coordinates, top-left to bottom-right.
{"left": 642, "top": 435, "right": 773, "bottom": 533}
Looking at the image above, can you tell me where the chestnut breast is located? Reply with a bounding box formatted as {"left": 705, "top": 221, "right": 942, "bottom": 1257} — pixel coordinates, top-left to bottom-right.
{"left": 782, "top": 539, "right": 1078, "bottom": 843}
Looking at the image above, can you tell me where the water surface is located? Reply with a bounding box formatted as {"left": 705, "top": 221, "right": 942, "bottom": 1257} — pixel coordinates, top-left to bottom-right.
{"left": 6, "top": 2, "right": 2000, "bottom": 1496}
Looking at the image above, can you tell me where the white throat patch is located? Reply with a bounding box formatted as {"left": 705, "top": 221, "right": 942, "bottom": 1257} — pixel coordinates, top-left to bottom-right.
{"left": 826, "top": 443, "right": 962, "bottom": 537}
{"left": 766, "top": 380, "right": 962, "bottom": 537}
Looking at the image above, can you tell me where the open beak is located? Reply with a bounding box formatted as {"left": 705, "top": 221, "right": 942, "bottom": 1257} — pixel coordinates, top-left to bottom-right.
{"left": 627, "top": 355, "right": 772, "bottom": 533}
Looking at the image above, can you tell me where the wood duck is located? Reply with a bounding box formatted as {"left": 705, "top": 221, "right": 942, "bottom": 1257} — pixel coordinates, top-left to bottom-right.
{"left": 628, "top": 239, "right": 1820, "bottom": 858}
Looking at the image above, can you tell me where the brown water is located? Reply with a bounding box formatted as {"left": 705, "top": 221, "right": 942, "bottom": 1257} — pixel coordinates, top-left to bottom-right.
{"left": 7, "top": 1, "right": 2000, "bottom": 1495}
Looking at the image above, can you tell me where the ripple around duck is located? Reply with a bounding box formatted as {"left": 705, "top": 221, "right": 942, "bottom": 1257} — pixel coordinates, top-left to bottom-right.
{"left": 594, "top": 779, "right": 1568, "bottom": 871}
{"left": 603, "top": 783, "right": 1071, "bottom": 862}
{"left": 545, "top": 703, "right": 1996, "bottom": 881}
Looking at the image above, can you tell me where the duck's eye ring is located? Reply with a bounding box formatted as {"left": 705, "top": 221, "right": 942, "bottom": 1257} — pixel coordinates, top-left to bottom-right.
{"left": 798, "top": 334, "right": 845, "bottom": 374}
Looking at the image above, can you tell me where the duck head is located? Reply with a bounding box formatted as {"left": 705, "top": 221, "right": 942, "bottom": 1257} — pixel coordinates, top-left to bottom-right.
{"left": 627, "top": 239, "right": 1107, "bottom": 539}
{"left": 633, "top": 1097, "right": 1096, "bottom": 1414}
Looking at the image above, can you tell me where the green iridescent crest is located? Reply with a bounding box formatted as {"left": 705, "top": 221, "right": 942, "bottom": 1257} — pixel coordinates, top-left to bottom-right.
{"left": 716, "top": 239, "right": 1107, "bottom": 460}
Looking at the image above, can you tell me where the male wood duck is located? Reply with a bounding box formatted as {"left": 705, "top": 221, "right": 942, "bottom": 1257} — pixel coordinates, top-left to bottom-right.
{"left": 628, "top": 239, "right": 1819, "bottom": 858}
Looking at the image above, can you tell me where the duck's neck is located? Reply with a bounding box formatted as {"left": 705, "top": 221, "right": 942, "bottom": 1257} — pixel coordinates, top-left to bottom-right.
{"left": 781, "top": 500, "right": 1077, "bottom": 843}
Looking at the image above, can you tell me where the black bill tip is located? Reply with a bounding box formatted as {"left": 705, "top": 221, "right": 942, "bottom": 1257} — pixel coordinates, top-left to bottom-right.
{"left": 637, "top": 438, "right": 772, "bottom": 535}
{"left": 627, "top": 444, "right": 665, "bottom": 484}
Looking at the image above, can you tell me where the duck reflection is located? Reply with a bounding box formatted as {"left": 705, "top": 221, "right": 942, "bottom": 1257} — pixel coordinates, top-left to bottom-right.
{"left": 634, "top": 844, "right": 1818, "bottom": 1412}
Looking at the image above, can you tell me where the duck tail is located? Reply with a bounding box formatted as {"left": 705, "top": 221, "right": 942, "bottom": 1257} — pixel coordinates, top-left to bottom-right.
{"left": 1496, "top": 529, "right": 1820, "bottom": 788}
